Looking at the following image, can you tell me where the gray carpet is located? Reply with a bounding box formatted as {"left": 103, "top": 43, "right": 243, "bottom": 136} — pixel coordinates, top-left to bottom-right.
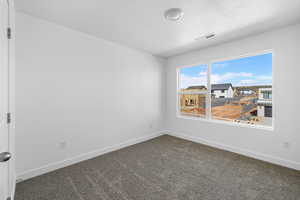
{"left": 15, "top": 135, "right": 300, "bottom": 200}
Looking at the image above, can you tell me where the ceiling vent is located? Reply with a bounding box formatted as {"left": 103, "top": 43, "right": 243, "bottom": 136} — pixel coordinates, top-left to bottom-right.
{"left": 205, "top": 33, "right": 216, "bottom": 39}
{"left": 195, "top": 33, "right": 216, "bottom": 41}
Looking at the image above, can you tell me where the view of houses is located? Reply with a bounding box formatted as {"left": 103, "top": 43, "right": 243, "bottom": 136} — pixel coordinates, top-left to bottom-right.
{"left": 179, "top": 84, "right": 272, "bottom": 126}
{"left": 179, "top": 53, "right": 273, "bottom": 126}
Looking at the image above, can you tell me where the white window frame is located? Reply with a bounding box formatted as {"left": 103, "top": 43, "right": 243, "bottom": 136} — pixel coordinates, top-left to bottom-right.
{"left": 176, "top": 50, "right": 274, "bottom": 131}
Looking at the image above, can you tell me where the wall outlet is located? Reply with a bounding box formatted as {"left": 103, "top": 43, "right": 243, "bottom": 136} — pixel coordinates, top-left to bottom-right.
{"left": 149, "top": 123, "right": 153, "bottom": 129}
{"left": 283, "top": 142, "right": 290, "bottom": 149}
{"left": 59, "top": 141, "right": 67, "bottom": 149}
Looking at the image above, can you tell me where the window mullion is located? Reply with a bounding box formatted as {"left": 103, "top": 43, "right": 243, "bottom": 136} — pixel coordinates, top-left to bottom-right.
{"left": 207, "top": 62, "right": 212, "bottom": 120}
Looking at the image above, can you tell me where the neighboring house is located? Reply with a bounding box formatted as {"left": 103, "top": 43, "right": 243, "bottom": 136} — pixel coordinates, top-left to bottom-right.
{"left": 257, "top": 88, "right": 272, "bottom": 117}
{"left": 180, "top": 85, "right": 207, "bottom": 109}
{"left": 211, "top": 83, "right": 234, "bottom": 98}
{"left": 180, "top": 93, "right": 206, "bottom": 109}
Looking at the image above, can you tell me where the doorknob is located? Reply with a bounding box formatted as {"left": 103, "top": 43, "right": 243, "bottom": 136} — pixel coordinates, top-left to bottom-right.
{"left": 0, "top": 152, "right": 11, "bottom": 162}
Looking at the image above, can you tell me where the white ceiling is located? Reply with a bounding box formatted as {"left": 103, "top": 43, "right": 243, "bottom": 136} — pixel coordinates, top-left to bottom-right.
{"left": 15, "top": 0, "right": 300, "bottom": 57}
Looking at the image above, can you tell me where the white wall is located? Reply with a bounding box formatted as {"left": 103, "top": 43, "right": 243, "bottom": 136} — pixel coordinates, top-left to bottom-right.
{"left": 212, "top": 90, "right": 224, "bottom": 98}
{"left": 212, "top": 89, "right": 232, "bottom": 98}
{"left": 227, "top": 87, "right": 233, "bottom": 98}
{"left": 15, "top": 13, "right": 165, "bottom": 179}
{"left": 166, "top": 23, "right": 300, "bottom": 170}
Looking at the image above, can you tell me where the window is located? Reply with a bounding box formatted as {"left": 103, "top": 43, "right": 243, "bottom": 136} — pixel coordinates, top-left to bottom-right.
{"left": 263, "top": 91, "right": 272, "bottom": 99}
{"left": 177, "top": 52, "right": 273, "bottom": 128}
{"left": 178, "top": 65, "right": 208, "bottom": 118}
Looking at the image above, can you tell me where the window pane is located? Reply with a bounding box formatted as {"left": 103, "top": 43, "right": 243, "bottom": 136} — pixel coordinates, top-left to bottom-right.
{"left": 179, "top": 65, "right": 208, "bottom": 92}
{"left": 211, "top": 53, "right": 272, "bottom": 127}
{"left": 179, "top": 94, "right": 206, "bottom": 118}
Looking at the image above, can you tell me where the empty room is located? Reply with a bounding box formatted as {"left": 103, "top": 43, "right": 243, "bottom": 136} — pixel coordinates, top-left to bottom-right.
{"left": 1, "top": 0, "right": 300, "bottom": 200}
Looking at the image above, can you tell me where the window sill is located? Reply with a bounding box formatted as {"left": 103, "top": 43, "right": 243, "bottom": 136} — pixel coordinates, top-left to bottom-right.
{"left": 176, "top": 114, "right": 274, "bottom": 132}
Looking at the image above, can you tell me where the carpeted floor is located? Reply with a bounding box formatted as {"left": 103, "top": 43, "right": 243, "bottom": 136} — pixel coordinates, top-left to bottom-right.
{"left": 15, "top": 135, "right": 300, "bottom": 200}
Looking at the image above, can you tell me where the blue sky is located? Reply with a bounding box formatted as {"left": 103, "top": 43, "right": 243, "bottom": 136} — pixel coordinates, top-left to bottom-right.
{"left": 180, "top": 53, "right": 272, "bottom": 89}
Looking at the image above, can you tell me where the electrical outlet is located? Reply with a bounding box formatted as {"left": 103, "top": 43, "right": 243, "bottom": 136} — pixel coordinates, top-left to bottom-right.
{"left": 59, "top": 141, "right": 67, "bottom": 149}
{"left": 283, "top": 142, "right": 290, "bottom": 149}
{"left": 149, "top": 123, "right": 153, "bottom": 129}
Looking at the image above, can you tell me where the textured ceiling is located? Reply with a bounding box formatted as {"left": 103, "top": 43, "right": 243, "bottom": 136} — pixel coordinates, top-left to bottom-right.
{"left": 15, "top": 0, "right": 300, "bottom": 57}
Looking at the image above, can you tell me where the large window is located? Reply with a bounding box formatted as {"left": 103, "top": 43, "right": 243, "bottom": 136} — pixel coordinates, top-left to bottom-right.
{"left": 177, "top": 52, "right": 273, "bottom": 128}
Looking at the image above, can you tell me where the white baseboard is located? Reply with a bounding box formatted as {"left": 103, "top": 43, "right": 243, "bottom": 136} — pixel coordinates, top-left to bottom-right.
{"left": 17, "top": 131, "right": 165, "bottom": 181}
{"left": 17, "top": 129, "right": 299, "bottom": 183}
{"left": 166, "top": 130, "right": 300, "bottom": 171}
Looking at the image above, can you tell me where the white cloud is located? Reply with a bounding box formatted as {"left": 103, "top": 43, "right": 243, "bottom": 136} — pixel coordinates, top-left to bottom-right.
{"left": 211, "top": 72, "right": 253, "bottom": 84}
{"left": 180, "top": 72, "right": 271, "bottom": 88}
{"left": 199, "top": 71, "right": 207, "bottom": 76}
{"left": 213, "top": 63, "right": 228, "bottom": 68}
{"left": 180, "top": 74, "right": 207, "bottom": 89}
{"left": 257, "top": 75, "right": 272, "bottom": 81}
{"left": 238, "top": 79, "right": 258, "bottom": 85}
{"left": 237, "top": 75, "right": 272, "bottom": 86}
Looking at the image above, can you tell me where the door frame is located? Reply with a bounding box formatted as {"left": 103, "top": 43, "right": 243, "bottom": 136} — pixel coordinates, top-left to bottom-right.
{"left": 7, "top": 0, "right": 15, "bottom": 199}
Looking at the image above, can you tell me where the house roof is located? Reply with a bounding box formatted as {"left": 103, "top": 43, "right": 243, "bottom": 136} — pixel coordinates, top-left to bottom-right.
{"left": 186, "top": 84, "right": 233, "bottom": 90}
{"left": 186, "top": 85, "right": 207, "bottom": 90}
{"left": 211, "top": 83, "right": 232, "bottom": 90}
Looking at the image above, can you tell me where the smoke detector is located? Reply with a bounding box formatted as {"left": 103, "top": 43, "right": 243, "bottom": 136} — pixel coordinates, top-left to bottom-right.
{"left": 164, "top": 8, "right": 184, "bottom": 21}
